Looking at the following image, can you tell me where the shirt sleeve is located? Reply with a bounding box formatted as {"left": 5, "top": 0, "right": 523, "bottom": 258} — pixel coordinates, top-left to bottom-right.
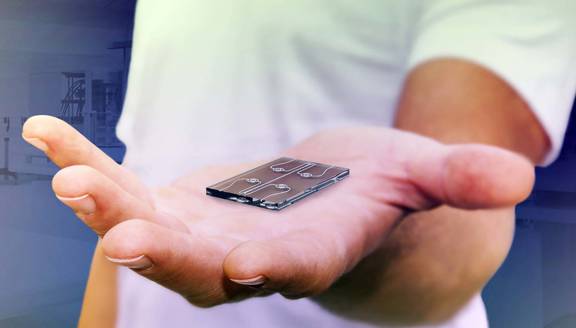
{"left": 407, "top": 0, "right": 576, "bottom": 166}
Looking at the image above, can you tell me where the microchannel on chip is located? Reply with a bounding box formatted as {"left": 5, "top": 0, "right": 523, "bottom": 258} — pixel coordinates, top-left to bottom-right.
{"left": 206, "top": 157, "right": 350, "bottom": 210}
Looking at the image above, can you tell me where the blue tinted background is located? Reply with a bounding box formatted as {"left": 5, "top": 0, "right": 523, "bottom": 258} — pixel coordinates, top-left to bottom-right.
{"left": 484, "top": 106, "right": 576, "bottom": 328}
{"left": 0, "top": 1, "right": 575, "bottom": 327}
{"left": 0, "top": 1, "right": 134, "bottom": 326}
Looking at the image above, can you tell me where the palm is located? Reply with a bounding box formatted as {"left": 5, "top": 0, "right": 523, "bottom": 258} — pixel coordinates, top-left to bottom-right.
{"left": 22, "top": 117, "right": 534, "bottom": 306}
{"left": 142, "top": 129, "right": 408, "bottom": 302}
{"left": 162, "top": 129, "right": 402, "bottom": 239}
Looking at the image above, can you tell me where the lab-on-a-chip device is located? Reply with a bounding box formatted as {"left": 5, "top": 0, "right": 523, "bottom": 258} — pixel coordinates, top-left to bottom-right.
{"left": 206, "top": 157, "right": 350, "bottom": 210}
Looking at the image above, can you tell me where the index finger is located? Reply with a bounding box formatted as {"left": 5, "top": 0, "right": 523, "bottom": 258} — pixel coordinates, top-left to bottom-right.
{"left": 22, "top": 115, "right": 150, "bottom": 202}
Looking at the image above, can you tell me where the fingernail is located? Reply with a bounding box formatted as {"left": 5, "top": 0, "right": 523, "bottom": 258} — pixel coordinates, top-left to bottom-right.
{"left": 106, "top": 255, "right": 153, "bottom": 270}
{"left": 23, "top": 137, "right": 49, "bottom": 152}
{"left": 56, "top": 194, "right": 96, "bottom": 215}
{"left": 230, "top": 275, "right": 267, "bottom": 286}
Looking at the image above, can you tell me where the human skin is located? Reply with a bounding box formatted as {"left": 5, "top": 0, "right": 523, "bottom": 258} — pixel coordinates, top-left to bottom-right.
{"left": 314, "top": 59, "right": 549, "bottom": 324}
{"left": 22, "top": 59, "right": 546, "bottom": 327}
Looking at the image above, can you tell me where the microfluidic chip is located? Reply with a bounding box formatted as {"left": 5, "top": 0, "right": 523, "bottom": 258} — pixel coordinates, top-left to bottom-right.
{"left": 206, "top": 157, "right": 350, "bottom": 210}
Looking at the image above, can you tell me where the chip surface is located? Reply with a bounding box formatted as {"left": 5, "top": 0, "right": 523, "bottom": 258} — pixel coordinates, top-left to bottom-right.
{"left": 206, "top": 157, "right": 350, "bottom": 210}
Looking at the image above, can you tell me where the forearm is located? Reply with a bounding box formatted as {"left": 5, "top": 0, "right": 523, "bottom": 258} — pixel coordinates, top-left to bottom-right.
{"left": 316, "top": 206, "right": 514, "bottom": 324}
{"left": 316, "top": 59, "right": 548, "bottom": 324}
{"left": 78, "top": 242, "right": 117, "bottom": 328}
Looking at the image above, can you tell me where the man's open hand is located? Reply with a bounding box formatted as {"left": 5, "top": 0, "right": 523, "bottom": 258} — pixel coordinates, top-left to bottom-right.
{"left": 22, "top": 115, "right": 533, "bottom": 307}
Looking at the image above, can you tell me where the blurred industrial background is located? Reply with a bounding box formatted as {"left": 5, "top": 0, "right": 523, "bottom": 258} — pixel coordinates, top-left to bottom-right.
{"left": 0, "top": 0, "right": 133, "bottom": 180}
{"left": 0, "top": 0, "right": 134, "bottom": 326}
{"left": 484, "top": 106, "right": 576, "bottom": 328}
{"left": 0, "top": 0, "right": 575, "bottom": 327}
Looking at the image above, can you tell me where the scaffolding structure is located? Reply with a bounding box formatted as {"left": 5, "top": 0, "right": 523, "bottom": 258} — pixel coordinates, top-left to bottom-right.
{"left": 60, "top": 72, "right": 86, "bottom": 124}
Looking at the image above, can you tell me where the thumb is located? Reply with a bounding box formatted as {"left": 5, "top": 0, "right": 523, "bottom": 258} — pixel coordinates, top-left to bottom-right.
{"left": 406, "top": 142, "right": 535, "bottom": 209}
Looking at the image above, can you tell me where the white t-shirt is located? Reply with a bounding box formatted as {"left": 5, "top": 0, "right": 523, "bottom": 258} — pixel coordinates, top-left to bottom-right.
{"left": 115, "top": 0, "right": 576, "bottom": 327}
